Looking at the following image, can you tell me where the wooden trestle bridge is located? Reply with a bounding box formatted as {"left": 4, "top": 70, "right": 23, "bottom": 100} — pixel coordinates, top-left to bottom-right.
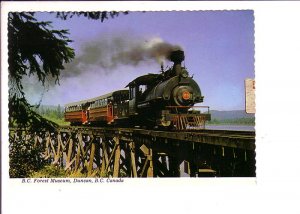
{"left": 10, "top": 126, "right": 255, "bottom": 177}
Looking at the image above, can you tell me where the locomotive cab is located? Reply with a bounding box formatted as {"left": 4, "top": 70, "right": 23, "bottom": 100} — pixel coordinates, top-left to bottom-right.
{"left": 127, "top": 73, "right": 160, "bottom": 116}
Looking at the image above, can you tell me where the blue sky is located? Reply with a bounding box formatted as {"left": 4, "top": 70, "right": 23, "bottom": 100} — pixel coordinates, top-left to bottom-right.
{"left": 25, "top": 11, "right": 254, "bottom": 110}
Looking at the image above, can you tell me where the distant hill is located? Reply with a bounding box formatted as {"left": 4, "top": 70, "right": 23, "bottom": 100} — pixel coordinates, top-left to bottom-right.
{"left": 209, "top": 110, "right": 255, "bottom": 120}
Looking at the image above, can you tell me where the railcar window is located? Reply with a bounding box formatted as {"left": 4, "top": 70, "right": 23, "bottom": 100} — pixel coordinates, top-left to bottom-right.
{"left": 139, "top": 85, "right": 147, "bottom": 93}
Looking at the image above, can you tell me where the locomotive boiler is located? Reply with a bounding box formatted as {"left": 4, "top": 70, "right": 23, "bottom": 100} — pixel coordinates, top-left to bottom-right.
{"left": 64, "top": 50, "right": 210, "bottom": 130}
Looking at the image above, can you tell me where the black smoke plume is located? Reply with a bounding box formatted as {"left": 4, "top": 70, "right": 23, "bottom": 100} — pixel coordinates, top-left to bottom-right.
{"left": 22, "top": 34, "right": 182, "bottom": 104}
{"left": 61, "top": 34, "right": 182, "bottom": 78}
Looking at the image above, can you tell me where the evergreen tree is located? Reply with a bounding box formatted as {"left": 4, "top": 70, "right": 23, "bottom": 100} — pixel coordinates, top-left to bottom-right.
{"left": 8, "top": 12, "right": 127, "bottom": 129}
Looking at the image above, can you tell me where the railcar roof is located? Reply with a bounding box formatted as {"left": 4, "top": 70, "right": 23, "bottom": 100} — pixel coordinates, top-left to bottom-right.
{"left": 126, "top": 73, "right": 160, "bottom": 87}
{"left": 64, "top": 89, "right": 129, "bottom": 107}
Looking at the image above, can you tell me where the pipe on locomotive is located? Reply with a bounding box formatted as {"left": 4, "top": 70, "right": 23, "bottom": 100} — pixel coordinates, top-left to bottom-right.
{"left": 169, "top": 50, "right": 185, "bottom": 76}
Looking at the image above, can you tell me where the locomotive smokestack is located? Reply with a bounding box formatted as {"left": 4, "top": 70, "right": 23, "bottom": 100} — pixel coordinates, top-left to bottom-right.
{"left": 169, "top": 50, "right": 185, "bottom": 76}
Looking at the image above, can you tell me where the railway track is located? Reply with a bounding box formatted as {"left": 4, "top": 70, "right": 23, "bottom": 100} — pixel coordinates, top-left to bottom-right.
{"left": 58, "top": 125, "right": 254, "bottom": 134}
{"left": 58, "top": 125, "right": 255, "bottom": 136}
{"left": 57, "top": 126, "right": 255, "bottom": 151}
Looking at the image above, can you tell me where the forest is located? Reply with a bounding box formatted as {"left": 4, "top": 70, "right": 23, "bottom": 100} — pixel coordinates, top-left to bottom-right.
{"left": 33, "top": 105, "right": 69, "bottom": 126}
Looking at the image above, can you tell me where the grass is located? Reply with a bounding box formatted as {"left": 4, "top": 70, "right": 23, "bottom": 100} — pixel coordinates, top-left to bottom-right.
{"left": 31, "top": 165, "right": 90, "bottom": 178}
{"left": 42, "top": 115, "right": 70, "bottom": 126}
{"left": 30, "top": 164, "right": 118, "bottom": 178}
{"left": 31, "top": 165, "right": 67, "bottom": 178}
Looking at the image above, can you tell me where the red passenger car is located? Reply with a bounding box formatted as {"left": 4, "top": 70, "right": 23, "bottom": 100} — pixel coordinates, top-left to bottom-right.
{"left": 64, "top": 90, "right": 129, "bottom": 126}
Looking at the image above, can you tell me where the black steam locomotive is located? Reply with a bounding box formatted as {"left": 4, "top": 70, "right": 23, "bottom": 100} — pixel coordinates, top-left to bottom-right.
{"left": 64, "top": 50, "right": 210, "bottom": 130}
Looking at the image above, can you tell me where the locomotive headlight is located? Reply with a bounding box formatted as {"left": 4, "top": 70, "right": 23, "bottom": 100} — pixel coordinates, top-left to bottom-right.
{"left": 182, "top": 91, "right": 191, "bottom": 100}
{"left": 172, "top": 86, "right": 194, "bottom": 106}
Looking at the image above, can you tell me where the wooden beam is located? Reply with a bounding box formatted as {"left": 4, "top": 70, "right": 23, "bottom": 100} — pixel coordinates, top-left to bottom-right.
{"left": 66, "top": 138, "right": 73, "bottom": 167}
{"left": 88, "top": 142, "right": 96, "bottom": 176}
{"left": 100, "top": 151, "right": 106, "bottom": 176}
{"left": 65, "top": 157, "right": 76, "bottom": 170}
{"left": 140, "top": 159, "right": 149, "bottom": 177}
{"left": 44, "top": 134, "right": 51, "bottom": 159}
{"left": 147, "top": 148, "right": 153, "bottom": 177}
{"left": 94, "top": 139, "right": 102, "bottom": 172}
{"left": 54, "top": 134, "right": 62, "bottom": 164}
{"left": 49, "top": 137, "right": 57, "bottom": 159}
{"left": 75, "top": 142, "right": 82, "bottom": 171}
{"left": 113, "top": 137, "right": 121, "bottom": 177}
{"left": 129, "top": 142, "right": 137, "bottom": 178}
{"left": 140, "top": 144, "right": 149, "bottom": 155}
{"left": 34, "top": 135, "right": 38, "bottom": 147}
{"left": 101, "top": 141, "right": 109, "bottom": 175}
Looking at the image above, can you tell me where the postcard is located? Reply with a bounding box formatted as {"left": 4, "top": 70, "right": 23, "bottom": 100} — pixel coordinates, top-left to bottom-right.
{"left": 1, "top": 1, "right": 300, "bottom": 214}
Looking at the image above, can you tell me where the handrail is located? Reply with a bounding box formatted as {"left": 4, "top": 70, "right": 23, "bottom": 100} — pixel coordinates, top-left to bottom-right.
{"left": 166, "top": 106, "right": 210, "bottom": 113}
